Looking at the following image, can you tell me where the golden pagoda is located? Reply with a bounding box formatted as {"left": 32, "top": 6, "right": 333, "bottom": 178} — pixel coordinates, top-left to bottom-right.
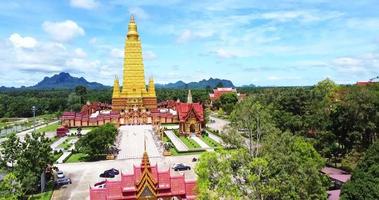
{"left": 112, "top": 15, "right": 157, "bottom": 112}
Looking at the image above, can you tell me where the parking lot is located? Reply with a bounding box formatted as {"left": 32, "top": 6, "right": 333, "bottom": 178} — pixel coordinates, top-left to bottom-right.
{"left": 52, "top": 154, "right": 199, "bottom": 200}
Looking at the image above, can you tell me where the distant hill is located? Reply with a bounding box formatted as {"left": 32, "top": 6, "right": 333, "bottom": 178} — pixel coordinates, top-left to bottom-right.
{"left": 0, "top": 72, "right": 108, "bottom": 91}
{"left": 31, "top": 72, "right": 108, "bottom": 90}
{"left": 0, "top": 74, "right": 237, "bottom": 91}
{"left": 156, "top": 78, "right": 235, "bottom": 89}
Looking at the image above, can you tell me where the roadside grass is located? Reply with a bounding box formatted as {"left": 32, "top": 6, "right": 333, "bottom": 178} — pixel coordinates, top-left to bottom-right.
{"left": 28, "top": 182, "right": 53, "bottom": 200}
{"left": 64, "top": 153, "right": 88, "bottom": 163}
{"left": 201, "top": 135, "right": 222, "bottom": 148}
{"left": 37, "top": 122, "right": 59, "bottom": 133}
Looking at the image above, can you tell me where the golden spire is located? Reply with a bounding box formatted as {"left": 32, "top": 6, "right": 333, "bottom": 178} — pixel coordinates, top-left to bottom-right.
{"left": 187, "top": 89, "right": 193, "bottom": 103}
{"left": 141, "top": 136, "right": 150, "bottom": 168}
{"left": 112, "top": 75, "right": 120, "bottom": 98}
{"left": 127, "top": 15, "right": 139, "bottom": 40}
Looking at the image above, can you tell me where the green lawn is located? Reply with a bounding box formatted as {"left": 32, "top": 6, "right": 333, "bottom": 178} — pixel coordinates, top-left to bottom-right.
{"left": 64, "top": 153, "right": 88, "bottom": 163}
{"left": 179, "top": 136, "right": 201, "bottom": 149}
{"left": 58, "top": 138, "right": 74, "bottom": 150}
{"left": 201, "top": 135, "right": 223, "bottom": 148}
{"left": 37, "top": 122, "right": 59, "bottom": 133}
{"left": 28, "top": 182, "right": 53, "bottom": 200}
{"left": 53, "top": 152, "right": 63, "bottom": 162}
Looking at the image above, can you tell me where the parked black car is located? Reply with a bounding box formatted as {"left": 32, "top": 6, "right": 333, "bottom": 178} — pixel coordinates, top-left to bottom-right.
{"left": 100, "top": 170, "right": 115, "bottom": 178}
{"left": 108, "top": 168, "right": 119, "bottom": 175}
{"left": 55, "top": 177, "right": 72, "bottom": 187}
{"left": 173, "top": 164, "right": 191, "bottom": 171}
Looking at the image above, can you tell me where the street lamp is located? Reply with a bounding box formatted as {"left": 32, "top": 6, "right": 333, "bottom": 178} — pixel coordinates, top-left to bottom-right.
{"left": 32, "top": 106, "right": 36, "bottom": 132}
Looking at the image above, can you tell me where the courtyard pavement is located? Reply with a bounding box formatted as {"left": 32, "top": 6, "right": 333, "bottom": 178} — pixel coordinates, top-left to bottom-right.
{"left": 52, "top": 155, "right": 199, "bottom": 200}
{"left": 117, "top": 125, "right": 162, "bottom": 159}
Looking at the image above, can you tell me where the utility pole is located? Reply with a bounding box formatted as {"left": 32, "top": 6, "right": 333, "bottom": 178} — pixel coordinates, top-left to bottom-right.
{"left": 32, "top": 106, "right": 36, "bottom": 132}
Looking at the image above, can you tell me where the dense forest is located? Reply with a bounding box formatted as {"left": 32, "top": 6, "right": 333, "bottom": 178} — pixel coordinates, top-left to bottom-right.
{"left": 196, "top": 79, "right": 379, "bottom": 199}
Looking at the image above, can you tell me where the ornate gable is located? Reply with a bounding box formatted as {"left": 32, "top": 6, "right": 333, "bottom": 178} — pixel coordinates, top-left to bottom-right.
{"left": 136, "top": 144, "right": 157, "bottom": 199}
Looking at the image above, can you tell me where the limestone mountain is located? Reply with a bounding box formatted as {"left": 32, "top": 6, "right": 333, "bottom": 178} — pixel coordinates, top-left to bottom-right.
{"left": 31, "top": 72, "right": 108, "bottom": 90}
{"left": 155, "top": 78, "right": 235, "bottom": 89}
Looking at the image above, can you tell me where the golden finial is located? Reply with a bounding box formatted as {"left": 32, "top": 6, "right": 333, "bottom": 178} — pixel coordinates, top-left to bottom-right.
{"left": 144, "top": 136, "right": 147, "bottom": 152}
{"left": 130, "top": 15, "right": 135, "bottom": 23}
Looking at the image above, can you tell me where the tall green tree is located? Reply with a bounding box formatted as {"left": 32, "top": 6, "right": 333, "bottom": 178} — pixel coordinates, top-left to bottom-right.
{"left": 341, "top": 141, "right": 379, "bottom": 200}
{"left": 196, "top": 131, "right": 328, "bottom": 200}
{"left": 0, "top": 132, "right": 20, "bottom": 168}
{"left": 76, "top": 123, "right": 117, "bottom": 159}
{"left": 75, "top": 85, "right": 88, "bottom": 104}
{"left": 0, "top": 173, "right": 23, "bottom": 200}
{"left": 15, "top": 132, "right": 53, "bottom": 193}
{"left": 229, "top": 98, "right": 275, "bottom": 156}
{"left": 67, "top": 92, "right": 82, "bottom": 112}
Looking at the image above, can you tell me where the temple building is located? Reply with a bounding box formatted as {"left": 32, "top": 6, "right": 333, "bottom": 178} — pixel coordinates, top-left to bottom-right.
{"left": 90, "top": 150, "right": 196, "bottom": 200}
{"left": 176, "top": 90, "right": 204, "bottom": 135}
{"left": 209, "top": 87, "right": 246, "bottom": 106}
{"left": 112, "top": 15, "right": 157, "bottom": 112}
{"left": 60, "top": 16, "right": 204, "bottom": 134}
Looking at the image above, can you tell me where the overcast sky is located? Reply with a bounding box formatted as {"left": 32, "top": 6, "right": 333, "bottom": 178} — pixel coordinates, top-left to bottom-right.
{"left": 0, "top": 0, "right": 378, "bottom": 87}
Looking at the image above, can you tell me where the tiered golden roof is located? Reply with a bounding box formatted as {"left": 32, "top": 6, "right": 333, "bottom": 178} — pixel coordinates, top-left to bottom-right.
{"left": 112, "top": 15, "right": 157, "bottom": 111}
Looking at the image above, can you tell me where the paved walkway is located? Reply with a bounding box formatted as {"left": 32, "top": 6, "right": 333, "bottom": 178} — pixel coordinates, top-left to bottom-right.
{"left": 164, "top": 130, "right": 188, "bottom": 152}
{"left": 208, "top": 132, "right": 224, "bottom": 145}
{"left": 117, "top": 125, "right": 161, "bottom": 159}
{"left": 55, "top": 138, "right": 78, "bottom": 164}
{"left": 50, "top": 136, "right": 68, "bottom": 150}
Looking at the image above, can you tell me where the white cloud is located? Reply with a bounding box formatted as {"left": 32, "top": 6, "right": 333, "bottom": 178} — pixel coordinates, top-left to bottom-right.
{"left": 42, "top": 20, "right": 85, "bottom": 42}
{"left": 176, "top": 29, "right": 192, "bottom": 44}
{"left": 214, "top": 48, "right": 236, "bottom": 59}
{"left": 143, "top": 50, "right": 157, "bottom": 60}
{"left": 176, "top": 29, "right": 214, "bottom": 44}
{"left": 70, "top": 0, "right": 99, "bottom": 9}
{"left": 9, "top": 33, "right": 37, "bottom": 49}
{"left": 128, "top": 7, "right": 149, "bottom": 20}
{"left": 74, "top": 48, "right": 87, "bottom": 58}
{"left": 110, "top": 48, "right": 123, "bottom": 58}
{"left": 331, "top": 54, "right": 379, "bottom": 74}
{"left": 258, "top": 10, "right": 342, "bottom": 23}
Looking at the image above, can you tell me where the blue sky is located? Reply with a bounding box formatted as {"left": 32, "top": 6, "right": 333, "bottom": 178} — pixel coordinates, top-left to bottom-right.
{"left": 0, "top": 0, "right": 378, "bottom": 87}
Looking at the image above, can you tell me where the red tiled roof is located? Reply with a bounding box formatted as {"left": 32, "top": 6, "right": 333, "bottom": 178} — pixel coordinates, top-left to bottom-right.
{"left": 328, "top": 189, "right": 341, "bottom": 200}
{"left": 170, "top": 175, "right": 186, "bottom": 195}
{"left": 321, "top": 167, "right": 351, "bottom": 183}
{"left": 176, "top": 102, "right": 204, "bottom": 122}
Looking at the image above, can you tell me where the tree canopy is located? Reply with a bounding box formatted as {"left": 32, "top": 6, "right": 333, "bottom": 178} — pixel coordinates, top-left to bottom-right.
{"left": 76, "top": 123, "right": 118, "bottom": 159}
{"left": 341, "top": 141, "right": 379, "bottom": 200}
{"left": 196, "top": 131, "right": 328, "bottom": 200}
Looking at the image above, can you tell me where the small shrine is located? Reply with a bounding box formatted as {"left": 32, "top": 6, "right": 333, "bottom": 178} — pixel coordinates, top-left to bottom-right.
{"left": 90, "top": 147, "right": 196, "bottom": 200}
